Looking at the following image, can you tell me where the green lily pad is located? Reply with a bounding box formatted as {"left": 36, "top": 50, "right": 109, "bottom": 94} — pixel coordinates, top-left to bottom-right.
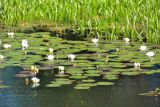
{"left": 85, "top": 73, "right": 101, "bottom": 77}
{"left": 85, "top": 70, "right": 102, "bottom": 74}
{"left": 76, "top": 83, "right": 97, "bottom": 87}
{"left": 96, "top": 82, "right": 114, "bottom": 86}
{"left": 103, "top": 74, "right": 119, "bottom": 80}
{"left": 143, "top": 70, "right": 160, "bottom": 75}
{"left": 81, "top": 79, "right": 96, "bottom": 83}
{"left": 121, "top": 71, "right": 141, "bottom": 76}
{"left": 70, "top": 75, "right": 88, "bottom": 79}
{"left": 46, "top": 83, "right": 61, "bottom": 87}
{"left": 74, "top": 86, "right": 90, "bottom": 89}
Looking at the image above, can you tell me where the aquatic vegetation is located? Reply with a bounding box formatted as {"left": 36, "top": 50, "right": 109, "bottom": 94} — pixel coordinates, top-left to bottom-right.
{"left": 70, "top": 75, "right": 88, "bottom": 79}
{"left": 85, "top": 73, "right": 101, "bottom": 77}
{"left": 30, "top": 66, "right": 39, "bottom": 75}
{"left": 146, "top": 51, "right": 155, "bottom": 58}
{"left": 31, "top": 77, "right": 40, "bottom": 83}
{"left": 68, "top": 54, "right": 76, "bottom": 62}
{"left": 74, "top": 86, "right": 90, "bottom": 90}
{"left": 139, "top": 88, "right": 160, "bottom": 96}
{"left": 123, "top": 38, "right": 130, "bottom": 44}
{"left": 76, "top": 62, "right": 94, "bottom": 68}
{"left": 103, "top": 71, "right": 121, "bottom": 75}
{"left": 81, "top": 79, "right": 95, "bottom": 83}
{"left": 107, "top": 62, "right": 125, "bottom": 68}
{"left": 46, "top": 83, "right": 61, "bottom": 88}
{"left": 82, "top": 66, "right": 96, "bottom": 70}
{"left": 21, "top": 39, "right": 29, "bottom": 50}
{"left": 141, "top": 62, "right": 155, "bottom": 68}
{"left": 85, "top": 70, "right": 102, "bottom": 74}
{"left": 139, "top": 45, "right": 147, "bottom": 51}
{"left": 74, "top": 83, "right": 97, "bottom": 89}
{"left": 46, "top": 78, "right": 73, "bottom": 87}
{"left": 103, "top": 74, "right": 119, "bottom": 80}
{"left": 134, "top": 62, "right": 141, "bottom": 69}
{"left": 121, "top": 71, "right": 140, "bottom": 76}
{"left": 143, "top": 70, "right": 160, "bottom": 75}
{"left": 58, "top": 66, "right": 65, "bottom": 75}
{"left": 0, "top": 55, "right": 4, "bottom": 60}
{"left": 91, "top": 38, "right": 99, "bottom": 47}
{"left": 52, "top": 79, "right": 73, "bottom": 85}
{"left": 96, "top": 82, "right": 114, "bottom": 86}
{"left": 46, "top": 54, "right": 54, "bottom": 60}
{"left": 7, "top": 32, "right": 14, "bottom": 38}
{"left": 3, "top": 44, "right": 11, "bottom": 49}
{"left": 49, "top": 48, "right": 54, "bottom": 54}
{"left": 32, "top": 83, "right": 40, "bottom": 88}
{"left": 77, "top": 83, "right": 97, "bottom": 87}
{"left": 0, "top": 32, "right": 160, "bottom": 89}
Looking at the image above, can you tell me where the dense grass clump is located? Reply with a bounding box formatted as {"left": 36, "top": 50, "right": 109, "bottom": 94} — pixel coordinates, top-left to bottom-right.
{"left": 0, "top": 0, "right": 160, "bottom": 43}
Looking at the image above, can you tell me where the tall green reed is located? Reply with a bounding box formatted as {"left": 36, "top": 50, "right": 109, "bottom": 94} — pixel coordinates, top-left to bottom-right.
{"left": 0, "top": 0, "right": 159, "bottom": 43}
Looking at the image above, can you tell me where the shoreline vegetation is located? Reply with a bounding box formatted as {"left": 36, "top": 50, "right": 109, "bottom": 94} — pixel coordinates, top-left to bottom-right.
{"left": 0, "top": 0, "right": 160, "bottom": 43}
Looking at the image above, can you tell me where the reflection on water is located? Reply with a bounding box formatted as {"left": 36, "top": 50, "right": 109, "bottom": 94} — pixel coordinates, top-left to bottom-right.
{"left": 0, "top": 66, "right": 160, "bottom": 107}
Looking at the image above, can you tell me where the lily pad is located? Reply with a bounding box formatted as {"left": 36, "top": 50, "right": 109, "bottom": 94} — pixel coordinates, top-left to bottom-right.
{"left": 103, "top": 74, "right": 119, "bottom": 80}
{"left": 81, "top": 79, "right": 96, "bottom": 83}
{"left": 70, "top": 75, "right": 88, "bottom": 79}
{"left": 46, "top": 83, "right": 61, "bottom": 87}
{"left": 121, "top": 71, "right": 141, "bottom": 76}
{"left": 85, "top": 73, "right": 101, "bottom": 77}
{"left": 96, "top": 82, "right": 114, "bottom": 86}
{"left": 74, "top": 86, "right": 90, "bottom": 89}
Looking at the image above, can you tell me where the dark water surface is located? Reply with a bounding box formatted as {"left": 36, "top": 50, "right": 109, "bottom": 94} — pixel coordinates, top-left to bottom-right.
{"left": 0, "top": 66, "right": 160, "bottom": 107}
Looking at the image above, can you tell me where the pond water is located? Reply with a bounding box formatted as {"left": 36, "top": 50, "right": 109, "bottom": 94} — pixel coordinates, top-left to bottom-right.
{"left": 0, "top": 66, "right": 160, "bottom": 107}
{"left": 1, "top": 32, "right": 160, "bottom": 107}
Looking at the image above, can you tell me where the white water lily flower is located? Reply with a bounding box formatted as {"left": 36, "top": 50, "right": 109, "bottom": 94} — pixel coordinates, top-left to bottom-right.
{"left": 3, "top": 44, "right": 11, "bottom": 49}
{"left": 31, "top": 65, "right": 35, "bottom": 71}
{"left": 139, "top": 45, "right": 147, "bottom": 51}
{"left": 0, "top": 55, "right": 4, "bottom": 60}
{"left": 123, "top": 38, "right": 130, "bottom": 44}
{"left": 146, "top": 51, "right": 155, "bottom": 57}
{"left": 35, "top": 68, "right": 39, "bottom": 74}
{"left": 31, "top": 77, "right": 40, "bottom": 83}
{"left": 22, "top": 39, "right": 29, "bottom": 50}
{"left": 58, "top": 66, "right": 64, "bottom": 71}
{"left": 30, "top": 66, "right": 39, "bottom": 74}
{"left": 68, "top": 54, "right": 76, "bottom": 62}
{"left": 91, "top": 38, "right": 99, "bottom": 47}
{"left": 49, "top": 48, "right": 54, "bottom": 53}
{"left": 32, "top": 83, "right": 40, "bottom": 88}
{"left": 8, "top": 32, "right": 14, "bottom": 38}
{"left": 116, "top": 48, "right": 119, "bottom": 52}
{"left": 134, "top": 62, "right": 140, "bottom": 68}
{"left": 58, "top": 66, "right": 65, "bottom": 74}
{"left": 46, "top": 54, "right": 54, "bottom": 60}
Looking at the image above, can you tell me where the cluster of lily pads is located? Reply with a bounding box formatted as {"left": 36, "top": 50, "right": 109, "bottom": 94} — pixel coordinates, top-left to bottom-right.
{"left": 0, "top": 32, "right": 160, "bottom": 89}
